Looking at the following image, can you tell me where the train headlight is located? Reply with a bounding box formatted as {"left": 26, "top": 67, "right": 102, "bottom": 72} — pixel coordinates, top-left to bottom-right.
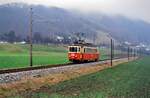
{"left": 71, "top": 54, "right": 75, "bottom": 56}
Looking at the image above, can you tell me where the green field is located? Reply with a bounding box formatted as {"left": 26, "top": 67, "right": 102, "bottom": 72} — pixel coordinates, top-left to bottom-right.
{"left": 12, "top": 57, "right": 150, "bottom": 98}
{"left": 0, "top": 44, "right": 124, "bottom": 69}
{"left": 0, "top": 44, "right": 68, "bottom": 69}
{"left": 0, "top": 43, "right": 115, "bottom": 69}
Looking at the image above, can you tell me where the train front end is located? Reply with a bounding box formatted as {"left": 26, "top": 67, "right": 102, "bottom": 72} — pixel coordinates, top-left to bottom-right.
{"left": 68, "top": 46, "right": 82, "bottom": 62}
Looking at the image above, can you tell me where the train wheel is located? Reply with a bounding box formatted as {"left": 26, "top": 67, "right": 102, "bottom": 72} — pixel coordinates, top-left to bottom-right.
{"left": 95, "top": 59, "right": 99, "bottom": 62}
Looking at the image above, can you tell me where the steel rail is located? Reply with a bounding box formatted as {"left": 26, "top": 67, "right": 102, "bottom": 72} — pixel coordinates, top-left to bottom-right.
{"left": 0, "top": 56, "right": 131, "bottom": 75}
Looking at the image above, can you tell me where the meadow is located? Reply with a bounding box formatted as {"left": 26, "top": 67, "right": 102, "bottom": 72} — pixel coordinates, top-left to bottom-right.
{"left": 0, "top": 43, "right": 118, "bottom": 69}
{"left": 0, "top": 44, "right": 68, "bottom": 69}
{"left": 13, "top": 56, "right": 150, "bottom": 98}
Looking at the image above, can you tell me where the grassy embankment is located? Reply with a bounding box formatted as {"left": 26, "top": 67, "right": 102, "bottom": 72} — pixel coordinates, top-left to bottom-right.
{"left": 12, "top": 56, "right": 150, "bottom": 98}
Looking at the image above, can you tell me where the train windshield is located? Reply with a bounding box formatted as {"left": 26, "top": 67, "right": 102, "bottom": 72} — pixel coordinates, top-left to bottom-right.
{"left": 69, "top": 47, "right": 80, "bottom": 52}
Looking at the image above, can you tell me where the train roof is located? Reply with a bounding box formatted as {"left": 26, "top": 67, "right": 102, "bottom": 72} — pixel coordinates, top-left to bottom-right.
{"left": 69, "top": 41, "right": 97, "bottom": 47}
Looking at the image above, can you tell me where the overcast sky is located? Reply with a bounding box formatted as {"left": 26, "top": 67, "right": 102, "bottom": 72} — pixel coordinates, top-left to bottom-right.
{"left": 1, "top": 0, "right": 150, "bottom": 23}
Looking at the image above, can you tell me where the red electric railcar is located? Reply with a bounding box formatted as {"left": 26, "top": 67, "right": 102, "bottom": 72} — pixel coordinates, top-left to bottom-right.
{"left": 68, "top": 43, "right": 100, "bottom": 62}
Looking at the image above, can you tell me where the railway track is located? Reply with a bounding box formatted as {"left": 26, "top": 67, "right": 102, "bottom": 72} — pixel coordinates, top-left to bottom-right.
{"left": 0, "top": 60, "right": 108, "bottom": 75}
{"left": 0, "top": 56, "right": 129, "bottom": 75}
{"left": 0, "top": 57, "right": 134, "bottom": 84}
{"left": 0, "top": 63, "right": 73, "bottom": 75}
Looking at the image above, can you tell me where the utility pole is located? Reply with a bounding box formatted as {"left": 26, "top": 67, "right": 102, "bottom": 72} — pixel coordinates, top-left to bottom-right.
{"left": 111, "top": 39, "right": 113, "bottom": 66}
{"left": 128, "top": 46, "right": 130, "bottom": 61}
{"left": 29, "top": 7, "right": 33, "bottom": 67}
{"left": 112, "top": 40, "right": 114, "bottom": 59}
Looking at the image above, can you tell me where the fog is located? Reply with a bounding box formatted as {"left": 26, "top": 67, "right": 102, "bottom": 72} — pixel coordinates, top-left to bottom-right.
{"left": 1, "top": 0, "right": 150, "bottom": 22}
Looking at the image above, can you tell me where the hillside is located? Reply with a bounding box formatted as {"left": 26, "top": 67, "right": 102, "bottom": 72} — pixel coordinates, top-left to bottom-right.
{"left": 0, "top": 3, "right": 150, "bottom": 44}
{"left": 0, "top": 3, "right": 99, "bottom": 39}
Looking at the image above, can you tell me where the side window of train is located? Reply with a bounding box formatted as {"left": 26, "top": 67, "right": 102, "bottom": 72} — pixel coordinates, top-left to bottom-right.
{"left": 85, "top": 48, "right": 88, "bottom": 53}
{"left": 69, "top": 47, "right": 71, "bottom": 52}
{"left": 84, "top": 48, "right": 90, "bottom": 53}
{"left": 78, "top": 47, "right": 80, "bottom": 52}
{"left": 69, "top": 47, "right": 73, "bottom": 52}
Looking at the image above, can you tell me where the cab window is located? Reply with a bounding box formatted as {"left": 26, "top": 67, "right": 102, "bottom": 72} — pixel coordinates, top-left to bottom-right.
{"left": 69, "top": 47, "right": 80, "bottom": 52}
{"left": 69, "top": 47, "right": 77, "bottom": 52}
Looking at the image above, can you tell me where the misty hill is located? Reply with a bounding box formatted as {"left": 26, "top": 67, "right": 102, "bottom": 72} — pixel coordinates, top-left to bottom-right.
{"left": 0, "top": 3, "right": 150, "bottom": 45}
{"left": 0, "top": 3, "right": 98, "bottom": 38}
{"left": 98, "top": 15, "right": 150, "bottom": 44}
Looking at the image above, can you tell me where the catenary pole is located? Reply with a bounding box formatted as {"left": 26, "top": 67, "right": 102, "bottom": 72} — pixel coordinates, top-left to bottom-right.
{"left": 29, "top": 7, "right": 33, "bottom": 67}
{"left": 128, "top": 46, "right": 130, "bottom": 61}
{"left": 111, "top": 39, "right": 113, "bottom": 66}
